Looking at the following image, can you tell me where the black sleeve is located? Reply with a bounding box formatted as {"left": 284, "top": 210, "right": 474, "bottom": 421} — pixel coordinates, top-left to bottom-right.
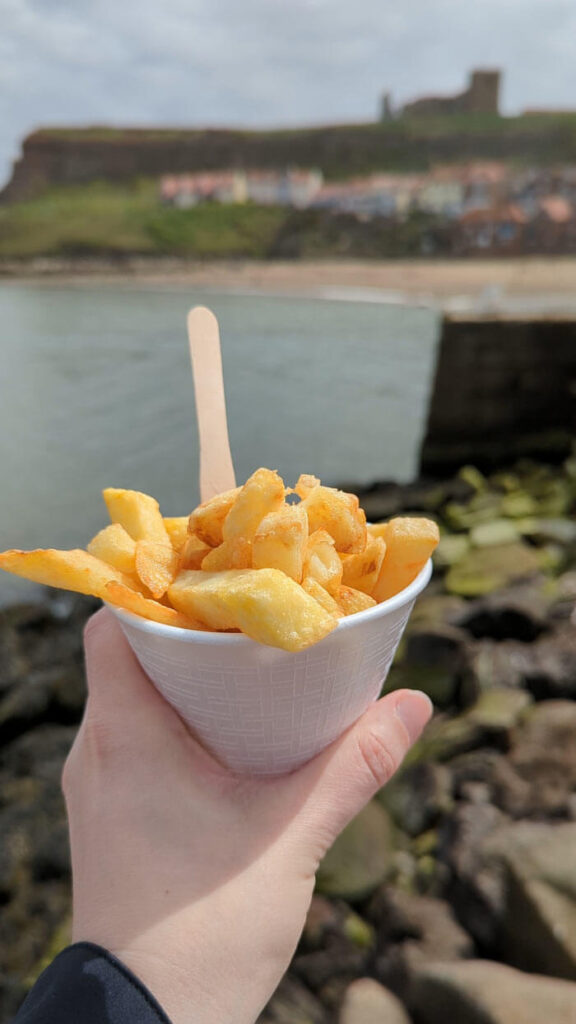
{"left": 12, "top": 942, "right": 172, "bottom": 1024}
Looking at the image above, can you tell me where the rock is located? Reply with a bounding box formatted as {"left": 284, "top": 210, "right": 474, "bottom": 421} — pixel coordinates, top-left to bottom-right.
{"left": 449, "top": 750, "right": 532, "bottom": 819}
{"left": 493, "top": 822, "right": 576, "bottom": 979}
{"left": 509, "top": 702, "right": 576, "bottom": 816}
{"left": 380, "top": 761, "right": 453, "bottom": 837}
{"left": 339, "top": 979, "right": 411, "bottom": 1024}
{"left": 369, "top": 888, "right": 473, "bottom": 976}
{"left": 447, "top": 810, "right": 576, "bottom": 978}
{"left": 408, "top": 960, "right": 576, "bottom": 1024}
{"left": 445, "top": 543, "right": 543, "bottom": 598}
{"left": 0, "top": 726, "right": 76, "bottom": 1002}
{"left": 408, "top": 594, "right": 469, "bottom": 630}
{"left": 457, "top": 581, "right": 550, "bottom": 641}
{"left": 525, "top": 628, "right": 576, "bottom": 700}
{"left": 433, "top": 534, "right": 470, "bottom": 569}
{"left": 316, "top": 802, "right": 394, "bottom": 900}
{"left": 413, "top": 689, "right": 531, "bottom": 765}
{"left": 2, "top": 725, "right": 77, "bottom": 784}
{"left": 520, "top": 517, "right": 576, "bottom": 547}
{"left": 400, "top": 625, "right": 470, "bottom": 708}
{"left": 466, "top": 688, "right": 532, "bottom": 735}
{"left": 470, "top": 519, "right": 521, "bottom": 548}
{"left": 443, "top": 801, "right": 510, "bottom": 948}
{"left": 464, "top": 640, "right": 535, "bottom": 693}
{"left": 302, "top": 897, "right": 342, "bottom": 949}
{"left": 258, "top": 975, "right": 327, "bottom": 1023}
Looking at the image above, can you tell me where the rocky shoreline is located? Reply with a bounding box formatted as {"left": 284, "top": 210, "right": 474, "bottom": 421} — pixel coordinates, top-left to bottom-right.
{"left": 2, "top": 456, "right": 576, "bottom": 1022}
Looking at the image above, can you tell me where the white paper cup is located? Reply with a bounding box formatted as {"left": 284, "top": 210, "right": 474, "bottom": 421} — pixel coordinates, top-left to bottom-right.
{"left": 107, "top": 560, "right": 432, "bottom": 775}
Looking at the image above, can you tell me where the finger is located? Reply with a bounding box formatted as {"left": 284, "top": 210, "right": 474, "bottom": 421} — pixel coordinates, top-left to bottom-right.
{"left": 292, "top": 689, "right": 432, "bottom": 848}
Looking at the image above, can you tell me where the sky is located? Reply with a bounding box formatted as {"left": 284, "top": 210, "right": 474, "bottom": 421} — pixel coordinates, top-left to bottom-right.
{"left": 1, "top": 0, "right": 576, "bottom": 186}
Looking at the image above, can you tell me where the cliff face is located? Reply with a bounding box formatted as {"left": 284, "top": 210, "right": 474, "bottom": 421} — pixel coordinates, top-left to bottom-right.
{"left": 4, "top": 118, "right": 576, "bottom": 202}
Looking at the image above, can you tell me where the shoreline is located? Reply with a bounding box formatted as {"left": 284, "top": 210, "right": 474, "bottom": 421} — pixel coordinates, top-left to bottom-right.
{"left": 3, "top": 256, "right": 576, "bottom": 309}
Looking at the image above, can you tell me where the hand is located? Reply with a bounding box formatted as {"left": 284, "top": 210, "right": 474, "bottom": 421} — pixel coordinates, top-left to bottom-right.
{"left": 63, "top": 609, "right": 432, "bottom": 1024}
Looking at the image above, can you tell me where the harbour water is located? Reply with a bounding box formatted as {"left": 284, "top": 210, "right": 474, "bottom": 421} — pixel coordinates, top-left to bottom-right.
{"left": 0, "top": 281, "right": 439, "bottom": 602}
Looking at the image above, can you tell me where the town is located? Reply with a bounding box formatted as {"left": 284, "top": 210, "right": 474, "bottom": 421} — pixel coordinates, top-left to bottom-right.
{"left": 159, "top": 162, "right": 576, "bottom": 256}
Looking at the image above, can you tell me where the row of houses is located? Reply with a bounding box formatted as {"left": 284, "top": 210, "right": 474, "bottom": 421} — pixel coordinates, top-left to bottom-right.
{"left": 159, "top": 170, "right": 323, "bottom": 209}
{"left": 159, "top": 164, "right": 576, "bottom": 254}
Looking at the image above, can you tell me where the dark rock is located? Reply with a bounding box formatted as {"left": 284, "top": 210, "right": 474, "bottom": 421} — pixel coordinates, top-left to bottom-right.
{"left": 456, "top": 581, "right": 550, "bottom": 642}
{"left": 380, "top": 761, "right": 453, "bottom": 838}
{"left": 408, "top": 960, "right": 576, "bottom": 1024}
{"left": 369, "top": 889, "right": 474, "bottom": 983}
{"left": 449, "top": 750, "right": 532, "bottom": 819}
{"left": 509, "top": 701, "right": 576, "bottom": 818}
{"left": 258, "top": 974, "right": 327, "bottom": 1023}
{"left": 525, "top": 628, "right": 576, "bottom": 700}
{"left": 2, "top": 725, "right": 77, "bottom": 784}
{"left": 408, "top": 593, "right": 469, "bottom": 630}
{"left": 464, "top": 640, "right": 535, "bottom": 693}
{"left": 302, "top": 897, "right": 342, "bottom": 949}
{"left": 339, "top": 978, "right": 412, "bottom": 1024}
{"left": 400, "top": 625, "right": 470, "bottom": 709}
{"left": 491, "top": 822, "right": 576, "bottom": 980}
{"left": 443, "top": 801, "right": 510, "bottom": 949}
{"left": 413, "top": 688, "right": 531, "bottom": 765}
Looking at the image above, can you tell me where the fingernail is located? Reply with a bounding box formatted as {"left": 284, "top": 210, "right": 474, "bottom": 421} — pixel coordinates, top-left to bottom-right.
{"left": 394, "top": 690, "right": 433, "bottom": 744}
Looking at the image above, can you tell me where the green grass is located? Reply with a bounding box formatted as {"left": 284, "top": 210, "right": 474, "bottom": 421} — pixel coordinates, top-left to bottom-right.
{"left": 0, "top": 182, "right": 287, "bottom": 259}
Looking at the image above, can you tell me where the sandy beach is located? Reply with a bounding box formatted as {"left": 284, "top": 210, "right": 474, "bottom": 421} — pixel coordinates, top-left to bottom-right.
{"left": 2, "top": 256, "right": 576, "bottom": 308}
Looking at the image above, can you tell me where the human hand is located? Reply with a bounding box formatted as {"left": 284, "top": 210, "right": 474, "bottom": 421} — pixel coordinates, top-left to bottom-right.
{"left": 63, "top": 609, "right": 432, "bottom": 1024}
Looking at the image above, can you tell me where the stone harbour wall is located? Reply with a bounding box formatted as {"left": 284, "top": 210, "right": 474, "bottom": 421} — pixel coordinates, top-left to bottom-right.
{"left": 420, "top": 314, "right": 576, "bottom": 475}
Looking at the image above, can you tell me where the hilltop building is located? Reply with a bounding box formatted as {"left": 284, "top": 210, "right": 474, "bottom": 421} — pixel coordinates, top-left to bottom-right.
{"left": 381, "top": 69, "right": 502, "bottom": 121}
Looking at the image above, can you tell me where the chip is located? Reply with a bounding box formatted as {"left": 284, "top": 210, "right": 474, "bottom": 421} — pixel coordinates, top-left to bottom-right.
{"left": 372, "top": 517, "right": 439, "bottom": 603}
{"left": 188, "top": 487, "right": 241, "bottom": 548}
{"left": 87, "top": 523, "right": 137, "bottom": 576}
{"left": 252, "top": 504, "right": 308, "bottom": 581}
{"left": 0, "top": 549, "right": 134, "bottom": 600}
{"left": 169, "top": 568, "right": 338, "bottom": 652}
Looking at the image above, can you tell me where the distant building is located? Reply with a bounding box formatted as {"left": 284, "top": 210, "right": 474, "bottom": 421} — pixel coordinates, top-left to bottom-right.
{"left": 526, "top": 196, "right": 576, "bottom": 253}
{"left": 414, "top": 167, "right": 465, "bottom": 217}
{"left": 401, "top": 69, "right": 501, "bottom": 119}
{"left": 159, "top": 169, "right": 322, "bottom": 208}
{"left": 455, "top": 204, "right": 527, "bottom": 254}
{"left": 312, "top": 174, "right": 422, "bottom": 218}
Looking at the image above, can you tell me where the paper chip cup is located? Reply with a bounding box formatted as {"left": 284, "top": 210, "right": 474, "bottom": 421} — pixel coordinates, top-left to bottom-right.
{"left": 108, "top": 560, "right": 432, "bottom": 775}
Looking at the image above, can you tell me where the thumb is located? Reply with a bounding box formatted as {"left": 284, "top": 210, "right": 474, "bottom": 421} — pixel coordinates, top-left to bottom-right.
{"left": 293, "top": 689, "right": 432, "bottom": 850}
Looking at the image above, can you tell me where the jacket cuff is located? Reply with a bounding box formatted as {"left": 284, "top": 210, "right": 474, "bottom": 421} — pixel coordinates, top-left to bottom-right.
{"left": 13, "top": 942, "right": 173, "bottom": 1024}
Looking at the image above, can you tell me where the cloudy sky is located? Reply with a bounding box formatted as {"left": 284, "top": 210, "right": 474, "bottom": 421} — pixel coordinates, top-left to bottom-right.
{"left": 2, "top": 0, "right": 576, "bottom": 186}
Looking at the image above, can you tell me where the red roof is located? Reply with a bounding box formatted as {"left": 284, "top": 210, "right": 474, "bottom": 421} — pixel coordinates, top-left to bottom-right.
{"left": 459, "top": 204, "right": 527, "bottom": 225}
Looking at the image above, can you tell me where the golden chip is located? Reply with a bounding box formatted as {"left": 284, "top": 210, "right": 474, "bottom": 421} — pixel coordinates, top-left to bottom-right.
{"left": 87, "top": 523, "right": 137, "bottom": 576}
{"left": 169, "top": 568, "right": 338, "bottom": 651}
{"left": 188, "top": 487, "right": 241, "bottom": 547}
{"left": 300, "top": 485, "right": 366, "bottom": 553}
{"left": 222, "top": 467, "right": 285, "bottom": 543}
{"left": 302, "top": 529, "right": 343, "bottom": 597}
{"left": 135, "top": 539, "right": 179, "bottom": 599}
{"left": 372, "top": 517, "right": 439, "bottom": 603}
{"left": 252, "top": 504, "right": 308, "bottom": 581}
{"left": 103, "top": 488, "right": 171, "bottom": 547}
{"left": 337, "top": 584, "right": 377, "bottom": 616}
{"left": 105, "top": 581, "right": 204, "bottom": 630}
{"left": 0, "top": 548, "right": 134, "bottom": 600}
{"left": 341, "top": 535, "right": 386, "bottom": 595}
